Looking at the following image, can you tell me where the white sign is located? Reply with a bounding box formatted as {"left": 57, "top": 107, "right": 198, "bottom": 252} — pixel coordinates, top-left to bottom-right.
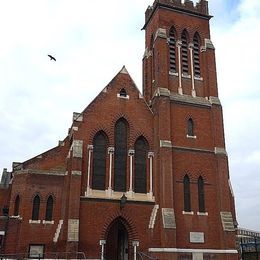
{"left": 190, "top": 232, "right": 204, "bottom": 243}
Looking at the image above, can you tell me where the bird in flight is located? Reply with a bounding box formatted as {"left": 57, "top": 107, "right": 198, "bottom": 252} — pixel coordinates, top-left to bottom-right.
{"left": 48, "top": 54, "right": 56, "bottom": 61}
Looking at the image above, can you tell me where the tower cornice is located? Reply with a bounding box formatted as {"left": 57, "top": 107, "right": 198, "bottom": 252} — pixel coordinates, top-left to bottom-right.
{"left": 142, "top": 1, "right": 212, "bottom": 30}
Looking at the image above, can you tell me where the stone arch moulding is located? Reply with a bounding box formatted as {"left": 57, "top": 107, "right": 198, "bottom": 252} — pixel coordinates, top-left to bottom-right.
{"left": 100, "top": 211, "right": 138, "bottom": 241}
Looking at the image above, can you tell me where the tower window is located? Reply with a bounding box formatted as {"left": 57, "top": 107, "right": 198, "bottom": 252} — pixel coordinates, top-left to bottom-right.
{"left": 92, "top": 131, "right": 108, "bottom": 190}
{"left": 14, "top": 195, "right": 20, "bottom": 216}
{"left": 32, "top": 195, "right": 40, "bottom": 220}
{"left": 181, "top": 31, "right": 189, "bottom": 75}
{"left": 193, "top": 33, "right": 201, "bottom": 77}
{"left": 169, "top": 27, "right": 177, "bottom": 72}
{"left": 198, "top": 176, "right": 205, "bottom": 212}
{"left": 183, "top": 175, "right": 191, "bottom": 212}
{"left": 134, "top": 137, "right": 149, "bottom": 193}
{"left": 114, "top": 118, "right": 128, "bottom": 192}
{"left": 45, "top": 195, "right": 54, "bottom": 221}
{"left": 187, "top": 118, "right": 194, "bottom": 136}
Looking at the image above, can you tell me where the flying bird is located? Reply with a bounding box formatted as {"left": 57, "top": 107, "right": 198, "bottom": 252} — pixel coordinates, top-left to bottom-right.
{"left": 48, "top": 54, "right": 56, "bottom": 61}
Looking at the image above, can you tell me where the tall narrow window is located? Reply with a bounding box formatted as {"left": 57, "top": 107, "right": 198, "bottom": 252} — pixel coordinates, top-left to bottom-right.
{"left": 114, "top": 119, "right": 128, "bottom": 192}
{"left": 169, "top": 27, "right": 177, "bottom": 72}
{"left": 183, "top": 175, "right": 191, "bottom": 212}
{"left": 181, "top": 31, "right": 189, "bottom": 75}
{"left": 134, "top": 137, "right": 149, "bottom": 193}
{"left": 32, "top": 195, "right": 40, "bottom": 220}
{"left": 198, "top": 176, "right": 205, "bottom": 212}
{"left": 14, "top": 195, "right": 20, "bottom": 216}
{"left": 193, "top": 33, "right": 201, "bottom": 77}
{"left": 45, "top": 196, "right": 54, "bottom": 221}
{"left": 92, "top": 131, "right": 108, "bottom": 190}
{"left": 187, "top": 118, "right": 194, "bottom": 136}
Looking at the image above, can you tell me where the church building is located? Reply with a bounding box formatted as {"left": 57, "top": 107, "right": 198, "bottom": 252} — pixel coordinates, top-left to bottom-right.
{"left": 0, "top": 0, "right": 238, "bottom": 259}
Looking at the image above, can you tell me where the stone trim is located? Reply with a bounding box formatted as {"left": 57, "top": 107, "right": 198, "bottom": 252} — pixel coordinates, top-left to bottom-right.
{"left": 205, "top": 38, "right": 215, "bottom": 50}
{"left": 15, "top": 170, "right": 67, "bottom": 176}
{"left": 154, "top": 28, "right": 167, "bottom": 41}
{"left": 209, "top": 96, "right": 221, "bottom": 106}
{"left": 160, "top": 140, "right": 172, "bottom": 148}
{"left": 72, "top": 140, "right": 83, "bottom": 158}
{"left": 214, "top": 147, "right": 227, "bottom": 156}
{"left": 154, "top": 87, "right": 171, "bottom": 97}
{"left": 182, "top": 211, "right": 194, "bottom": 215}
{"left": 73, "top": 112, "right": 83, "bottom": 122}
{"left": 71, "top": 171, "right": 82, "bottom": 176}
{"left": 42, "top": 220, "right": 54, "bottom": 224}
{"left": 170, "top": 93, "right": 211, "bottom": 108}
{"left": 148, "top": 248, "right": 238, "bottom": 254}
{"left": 29, "top": 220, "right": 41, "bottom": 224}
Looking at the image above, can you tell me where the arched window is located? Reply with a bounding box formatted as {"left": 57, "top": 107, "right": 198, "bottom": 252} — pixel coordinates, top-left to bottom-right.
{"left": 181, "top": 31, "right": 189, "bottom": 75}
{"left": 193, "top": 33, "right": 201, "bottom": 77}
{"left": 114, "top": 119, "right": 128, "bottom": 192}
{"left": 45, "top": 196, "right": 54, "bottom": 221}
{"left": 169, "top": 27, "right": 177, "bottom": 72}
{"left": 32, "top": 195, "right": 40, "bottom": 220}
{"left": 14, "top": 195, "right": 20, "bottom": 216}
{"left": 183, "top": 175, "right": 191, "bottom": 212}
{"left": 198, "top": 176, "right": 205, "bottom": 212}
{"left": 134, "top": 137, "right": 149, "bottom": 193}
{"left": 114, "top": 118, "right": 128, "bottom": 191}
{"left": 119, "top": 88, "right": 127, "bottom": 97}
{"left": 92, "top": 131, "right": 108, "bottom": 190}
{"left": 187, "top": 118, "right": 194, "bottom": 136}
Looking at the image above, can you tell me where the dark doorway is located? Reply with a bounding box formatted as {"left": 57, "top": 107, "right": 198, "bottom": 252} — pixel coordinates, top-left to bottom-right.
{"left": 106, "top": 220, "right": 129, "bottom": 260}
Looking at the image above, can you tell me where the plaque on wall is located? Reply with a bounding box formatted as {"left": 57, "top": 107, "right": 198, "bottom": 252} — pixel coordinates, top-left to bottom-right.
{"left": 162, "top": 208, "right": 176, "bottom": 229}
{"left": 190, "top": 232, "right": 205, "bottom": 243}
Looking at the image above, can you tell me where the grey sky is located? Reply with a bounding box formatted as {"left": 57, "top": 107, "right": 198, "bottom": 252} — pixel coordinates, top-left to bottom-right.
{"left": 0, "top": 0, "right": 259, "bottom": 230}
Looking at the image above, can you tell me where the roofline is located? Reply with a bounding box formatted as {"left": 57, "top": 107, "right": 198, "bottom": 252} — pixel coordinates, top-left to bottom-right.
{"left": 142, "top": 2, "right": 213, "bottom": 30}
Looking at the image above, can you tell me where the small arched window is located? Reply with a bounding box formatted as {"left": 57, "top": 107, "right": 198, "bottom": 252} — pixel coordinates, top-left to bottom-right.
{"left": 198, "top": 176, "right": 205, "bottom": 212}
{"left": 183, "top": 175, "right": 191, "bottom": 212}
{"left": 14, "top": 195, "right": 20, "bottom": 216}
{"left": 169, "top": 27, "right": 177, "bottom": 72}
{"left": 92, "top": 131, "right": 108, "bottom": 190}
{"left": 32, "top": 195, "right": 40, "bottom": 220}
{"left": 181, "top": 30, "right": 189, "bottom": 75}
{"left": 134, "top": 137, "right": 149, "bottom": 193}
{"left": 45, "top": 195, "right": 54, "bottom": 221}
{"left": 119, "top": 88, "right": 127, "bottom": 97}
{"left": 187, "top": 118, "right": 194, "bottom": 136}
{"left": 193, "top": 33, "right": 201, "bottom": 77}
{"left": 114, "top": 118, "right": 128, "bottom": 192}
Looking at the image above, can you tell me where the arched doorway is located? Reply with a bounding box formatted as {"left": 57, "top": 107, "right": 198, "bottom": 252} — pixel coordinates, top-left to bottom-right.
{"left": 105, "top": 219, "right": 129, "bottom": 260}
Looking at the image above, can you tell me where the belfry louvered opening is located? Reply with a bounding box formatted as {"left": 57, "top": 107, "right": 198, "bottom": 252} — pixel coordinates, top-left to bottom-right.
{"left": 181, "top": 31, "right": 189, "bottom": 75}
{"left": 193, "top": 33, "right": 201, "bottom": 77}
{"left": 169, "top": 27, "right": 177, "bottom": 72}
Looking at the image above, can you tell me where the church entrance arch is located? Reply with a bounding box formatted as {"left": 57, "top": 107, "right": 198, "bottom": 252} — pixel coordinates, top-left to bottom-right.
{"left": 105, "top": 218, "right": 129, "bottom": 260}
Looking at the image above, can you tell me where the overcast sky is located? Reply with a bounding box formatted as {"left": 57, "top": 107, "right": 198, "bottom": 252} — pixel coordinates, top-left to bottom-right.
{"left": 0, "top": 0, "right": 259, "bottom": 231}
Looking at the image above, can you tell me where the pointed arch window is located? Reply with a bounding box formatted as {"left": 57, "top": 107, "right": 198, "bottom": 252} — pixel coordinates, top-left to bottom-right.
{"left": 32, "top": 195, "right": 40, "bottom": 220}
{"left": 134, "top": 137, "right": 149, "bottom": 193}
{"left": 183, "top": 175, "right": 191, "bottom": 212}
{"left": 193, "top": 33, "right": 201, "bottom": 77}
{"left": 114, "top": 119, "right": 128, "bottom": 192}
{"left": 187, "top": 118, "right": 194, "bottom": 136}
{"left": 198, "top": 176, "right": 205, "bottom": 212}
{"left": 92, "top": 131, "right": 108, "bottom": 190}
{"left": 169, "top": 27, "right": 177, "bottom": 72}
{"left": 45, "top": 196, "right": 54, "bottom": 221}
{"left": 14, "top": 195, "right": 20, "bottom": 216}
{"left": 181, "top": 31, "right": 189, "bottom": 75}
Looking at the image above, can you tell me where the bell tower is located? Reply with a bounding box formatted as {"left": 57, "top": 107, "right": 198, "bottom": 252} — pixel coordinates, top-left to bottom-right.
{"left": 143, "top": 1, "right": 237, "bottom": 259}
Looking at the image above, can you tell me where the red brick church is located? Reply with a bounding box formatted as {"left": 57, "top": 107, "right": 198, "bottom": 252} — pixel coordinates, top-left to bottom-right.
{"left": 0, "top": 0, "right": 238, "bottom": 259}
